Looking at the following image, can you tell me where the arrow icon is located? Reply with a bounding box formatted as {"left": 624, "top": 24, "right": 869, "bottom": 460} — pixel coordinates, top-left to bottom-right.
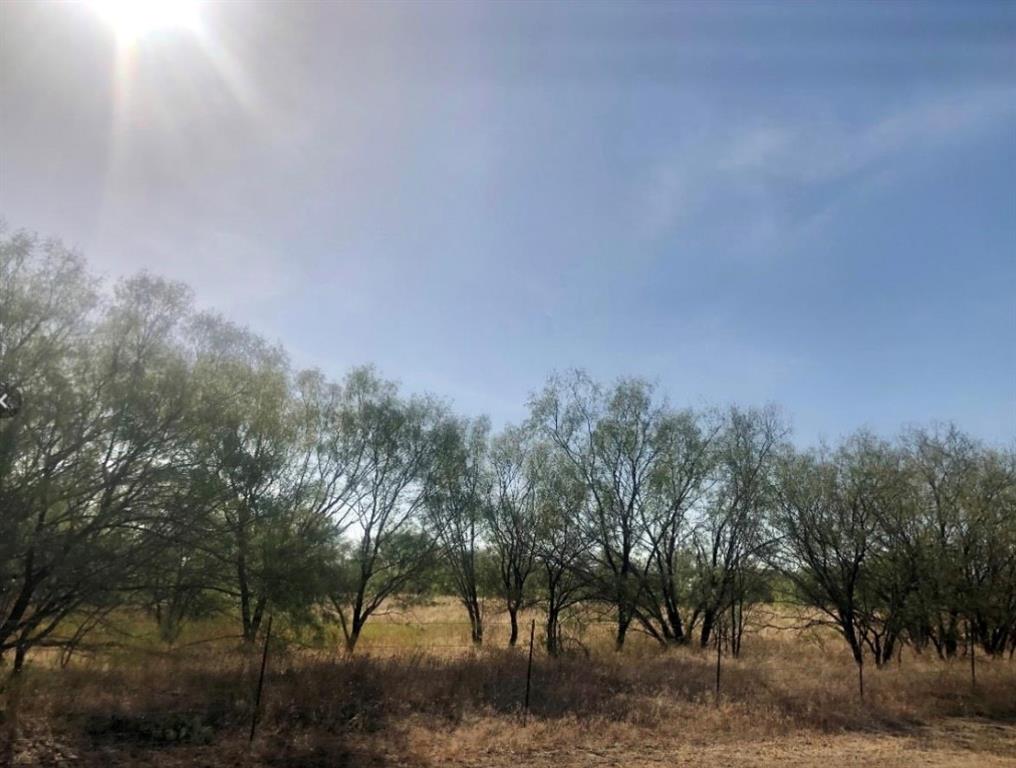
{"left": 0, "top": 383, "right": 22, "bottom": 418}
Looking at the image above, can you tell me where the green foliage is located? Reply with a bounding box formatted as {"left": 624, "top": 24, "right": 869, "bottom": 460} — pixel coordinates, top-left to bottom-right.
{"left": 1, "top": 225, "right": 1013, "bottom": 668}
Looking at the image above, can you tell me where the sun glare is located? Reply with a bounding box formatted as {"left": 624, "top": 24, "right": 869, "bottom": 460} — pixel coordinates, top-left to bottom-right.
{"left": 88, "top": 0, "right": 201, "bottom": 43}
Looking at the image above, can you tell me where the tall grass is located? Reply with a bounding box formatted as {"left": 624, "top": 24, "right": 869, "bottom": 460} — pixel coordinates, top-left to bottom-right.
{"left": 3, "top": 604, "right": 1015, "bottom": 766}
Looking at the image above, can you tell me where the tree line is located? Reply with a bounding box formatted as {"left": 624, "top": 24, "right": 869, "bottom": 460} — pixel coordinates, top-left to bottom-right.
{"left": 1, "top": 229, "right": 1014, "bottom": 679}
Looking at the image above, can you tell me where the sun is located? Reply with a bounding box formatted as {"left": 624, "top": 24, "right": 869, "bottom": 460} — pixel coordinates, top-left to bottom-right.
{"left": 87, "top": 0, "right": 201, "bottom": 43}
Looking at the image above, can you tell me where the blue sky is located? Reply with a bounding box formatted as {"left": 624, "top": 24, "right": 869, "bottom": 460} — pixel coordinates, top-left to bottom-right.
{"left": 1, "top": 1, "right": 1013, "bottom": 444}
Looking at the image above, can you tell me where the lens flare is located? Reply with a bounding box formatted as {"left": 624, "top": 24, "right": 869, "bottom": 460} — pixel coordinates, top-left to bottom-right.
{"left": 87, "top": 0, "right": 201, "bottom": 43}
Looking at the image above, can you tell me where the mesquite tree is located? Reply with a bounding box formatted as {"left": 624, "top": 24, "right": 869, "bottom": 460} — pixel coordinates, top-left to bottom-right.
{"left": 328, "top": 368, "right": 439, "bottom": 652}
{"left": 534, "top": 453, "right": 590, "bottom": 655}
{"left": 637, "top": 407, "right": 718, "bottom": 646}
{"left": 487, "top": 425, "right": 542, "bottom": 646}
{"left": 902, "top": 427, "right": 1016, "bottom": 657}
{"left": 691, "top": 406, "right": 785, "bottom": 650}
{"left": 182, "top": 318, "right": 351, "bottom": 643}
{"left": 530, "top": 373, "right": 668, "bottom": 650}
{"left": 5, "top": 224, "right": 1015, "bottom": 671}
{"left": 425, "top": 415, "right": 491, "bottom": 645}
{"left": 771, "top": 435, "right": 911, "bottom": 695}
{"left": 0, "top": 238, "right": 193, "bottom": 668}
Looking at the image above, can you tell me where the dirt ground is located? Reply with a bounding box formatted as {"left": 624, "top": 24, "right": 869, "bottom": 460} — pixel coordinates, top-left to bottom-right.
{"left": 12, "top": 716, "right": 1013, "bottom": 767}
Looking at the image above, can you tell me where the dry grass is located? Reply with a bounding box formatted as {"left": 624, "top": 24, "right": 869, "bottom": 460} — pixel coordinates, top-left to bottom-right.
{"left": 2, "top": 603, "right": 1015, "bottom": 766}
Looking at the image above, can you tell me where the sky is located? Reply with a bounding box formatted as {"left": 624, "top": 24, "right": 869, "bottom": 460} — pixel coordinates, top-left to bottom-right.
{"left": 1, "top": 0, "right": 1014, "bottom": 446}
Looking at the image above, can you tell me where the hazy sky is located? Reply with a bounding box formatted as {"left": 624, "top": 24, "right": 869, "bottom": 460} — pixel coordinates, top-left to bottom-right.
{"left": 1, "top": 1, "right": 1014, "bottom": 444}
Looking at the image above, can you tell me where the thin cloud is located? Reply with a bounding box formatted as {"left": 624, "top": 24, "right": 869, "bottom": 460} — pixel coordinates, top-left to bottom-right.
{"left": 639, "top": 88, "right": 1016, "bottom": 258}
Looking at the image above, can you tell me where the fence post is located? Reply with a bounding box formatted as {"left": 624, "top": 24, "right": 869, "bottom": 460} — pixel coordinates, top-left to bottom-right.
{"left": 714, "top": 623, "right": 722, "bottom": 706}
{"left": 249, "top": 615, "right": 273, "bottom": 744}
{"left": 968, "top": 619, "right": 977, "bottom": 691}
{"left": 523, "top": 618, "right": 536, "bottom": 725}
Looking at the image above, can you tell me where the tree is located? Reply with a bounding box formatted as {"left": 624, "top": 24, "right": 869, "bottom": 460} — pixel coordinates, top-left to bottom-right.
{"left": 0, "top": 241, "right": 193, "bottom": 670}
{"left": 962, "top": 446, "right": 1016, "bottom": 656}
{"left": 530, "top": 372, "right": 667, "bottom": 650}
{"left": 425, "top": 415, "right": 491, "bottom": 645}
{"left": 533, "top": 453, "right": 590, "bottom": 656}
{"left": 636, "top": 407, "right": 718, "bottom": 647}
{"left": 690, "top": 406, "right": 785, "bottom": 651}
{"left": 327, "top": 368, "right": 438, "bottom": 653}
{"left": 902, "top": 426, "right": 1016, "bottom": 657}
{"left": 184, "top": 316, "right": 299, "bottom": 643}
{"left": 141, "top": 536, "right": 222, "bottom": 646}
{"left": 771, "top": 435, "right": 904, "bottom": 695}
{"left": 486, "top": 425, "right": 543, "bottom": 646}
{"left": 902, "top": 425, "right": 979, "bottom": 658}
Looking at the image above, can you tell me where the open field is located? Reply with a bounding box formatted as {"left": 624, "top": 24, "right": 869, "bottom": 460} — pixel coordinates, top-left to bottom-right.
{"left": 2, "top": 601, "right": 1015, "bottom": 767}
{"left": 5, "top": 0, "right": 1015, "bottom": 764}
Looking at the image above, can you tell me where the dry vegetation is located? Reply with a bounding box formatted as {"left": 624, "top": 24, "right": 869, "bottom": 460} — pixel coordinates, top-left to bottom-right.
{"left": 5, "top": 236, "right": 1015, "bottom": 766}
{"left": 2, "top": 601, "right": 1015, "bottom": 767}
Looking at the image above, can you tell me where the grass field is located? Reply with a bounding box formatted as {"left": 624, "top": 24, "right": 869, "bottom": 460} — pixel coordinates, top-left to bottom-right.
{"left": 2, "top": 600, "right": 1014, "bottom": 767}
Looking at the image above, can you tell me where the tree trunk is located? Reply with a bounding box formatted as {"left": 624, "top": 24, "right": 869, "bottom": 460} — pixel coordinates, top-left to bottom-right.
{"left": 508, "top": 606, "right": 520, "bottom": 647}
{"left": 1, "top": 648, "right": 27, "bottom": 768}
{"left": 238, "top": 551, "right": 257, "bottom": 644}
{"left": 664, "top": 601, "right": 685, "bottom": 644}
{"left": 941, "top": 612, "right": 959, "bottom": 658}
{"left": 714, "top": 625, "right": 722, "bottom": 705}
{"left": 342, "top": 592, "right": 368, "bottom": 654}
{"left": 700, "top": 607, "right": 715, "bottom": 648}
{"left": 344, "top": 623, "right": 361, "bottom": 654}
{"left": 12, "top": 643, "right": 27, "bottom": 675}
{"left": 968, "top": 620, "right": 977, "bottom": 691}
{"left": 464, "top": 597, "right": 483, "bottom": 645}
{"left": 615, "top": 607, "right": 630, "bottom": 651}
{"left": 843, "top": 616, "right": 865, "bottom": 702}
{"left": 545, "top": 608, "right": 560, "bottom": 656}
{"left": 730, "top": 601, "right": 744, "bottom": 658}
{"left": 471, "top": 616, "right": 483, "bottom": 645}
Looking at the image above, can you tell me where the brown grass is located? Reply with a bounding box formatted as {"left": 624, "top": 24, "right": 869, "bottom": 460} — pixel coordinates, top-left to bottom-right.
{"left": 2, "top": 603, "right": 1015, "bottom": 766}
